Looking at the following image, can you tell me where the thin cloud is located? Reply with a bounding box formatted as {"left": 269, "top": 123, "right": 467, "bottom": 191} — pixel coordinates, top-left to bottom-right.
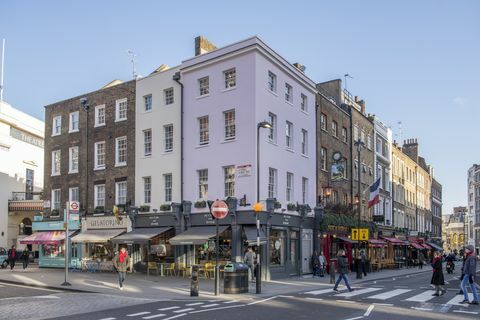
{"left": 452, "top": 96, "right": 467, "bottom": 106}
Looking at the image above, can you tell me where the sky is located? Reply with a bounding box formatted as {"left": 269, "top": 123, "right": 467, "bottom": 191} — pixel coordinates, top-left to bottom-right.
{"left": 1, "top": 0, "right": 479, "bottom": 216}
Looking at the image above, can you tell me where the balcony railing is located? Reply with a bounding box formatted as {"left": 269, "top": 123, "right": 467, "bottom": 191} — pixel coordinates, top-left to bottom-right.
{"left": 10, "top": 191, "right": 43, "bottom": 201}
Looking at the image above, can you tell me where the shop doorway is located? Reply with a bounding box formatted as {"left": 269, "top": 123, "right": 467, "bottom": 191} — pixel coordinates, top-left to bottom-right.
{"left": 302, "top": 230, "right": 313, "bottom": 274}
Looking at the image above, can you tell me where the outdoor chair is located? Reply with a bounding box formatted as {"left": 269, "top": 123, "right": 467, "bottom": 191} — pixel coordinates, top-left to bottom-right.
{"left": 164, "top": 262, "right": 176, "bottom": 276}
{"left": 147, "top": 262, "right": 159, "bottom": 276}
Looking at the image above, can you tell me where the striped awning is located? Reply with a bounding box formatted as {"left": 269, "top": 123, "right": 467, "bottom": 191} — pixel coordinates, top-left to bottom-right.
{"left": 381, "top": 237, "right": 406, "bottom": 245}
{"left": 20, "top": 231, "right": 69, "bottom": 245}
{"left": 8, "top": 200, "right": 44, "bottom": 212}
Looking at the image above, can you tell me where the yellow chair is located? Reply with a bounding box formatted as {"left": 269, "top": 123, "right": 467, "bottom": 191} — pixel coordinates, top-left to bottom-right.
{"left": 147, "top": 262, "right": 159, "bottom": 276}
{"left": 165, "top": 262, "right": 176, "bottom": 276}
{"left": 204, "top": 263, "right": 215, "bottom": 278}
{"left": 178, "top": 263, "right": 191, "bottom": 278}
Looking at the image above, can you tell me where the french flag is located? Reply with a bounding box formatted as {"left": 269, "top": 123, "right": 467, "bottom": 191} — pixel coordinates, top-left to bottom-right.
{"left": 368, "top": 178, "right": 381, "bottom": 209}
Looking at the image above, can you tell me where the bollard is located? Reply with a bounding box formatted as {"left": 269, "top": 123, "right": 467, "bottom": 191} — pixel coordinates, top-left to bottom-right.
{"left": 191, "top": 265, "right": 199, "bottom": 296}
{"left": 330, "top": 261, "right": 336, "bottom": 284}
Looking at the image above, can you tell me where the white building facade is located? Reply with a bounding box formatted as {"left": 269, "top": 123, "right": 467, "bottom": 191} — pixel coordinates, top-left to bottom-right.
{"left": 467, "top": 164, "right": 480, "bottom": 252}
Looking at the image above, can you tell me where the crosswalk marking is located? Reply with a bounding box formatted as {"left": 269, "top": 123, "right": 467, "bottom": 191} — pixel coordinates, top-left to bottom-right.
{"left": 201, "top": 303, "right": 220, "bottom": 308}
{"left": 158, "top": 307, "right": 180, "bottom": 311}
{"left": 405, "top": 290, "right": 436, "bottom": 302}
{"left": 445, "top": 293, "right": 473, "bottom": 306}
{"left": 303, "top": 288, "right": 337, "bottom": 295}
{"left": 336, "top": 288, "right": 382, "bottom": 297}
{"left": 185, "top": 302, "right": 204, "bottom": 306}
{"left": 173, "top": 308, "right": 194, "bottom": 313}
{"left": 223, "top": 300, "right": 238, "bottom": 304}
{"left": 127, "top": 312, "right": 150, "bottom": 317}
{"left": 99, "top": 318, "right": 116, "bottom": 320}
{"left": 367, "top": 289, "right": 412, "bottom": 300}
{"left": 142, "top": 314, "right": 166, "bottom": 320}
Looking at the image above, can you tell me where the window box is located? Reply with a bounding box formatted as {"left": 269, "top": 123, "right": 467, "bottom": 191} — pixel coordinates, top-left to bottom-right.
{"left": 274, "top": 201, "right": 282, "bottom": 209}
{"left": 160, "top": 204, "right": 171, "bottom": 212}
{"left": 139, "top": 205, "right": 150, "bottom": 213}
{"left": 50, "top": 209, "right": 59, "bottom": 216}
{"left": 287, "top": 203, "right": 297, "bottom": 211}
{"left": 116, "top": 204, "right": 126, "bottom": 213}
{"left": 194, "top": 200, "right": 207, "bottom": 209}
{"left": 94, "top": 206, "right": 105, "bottom": 214}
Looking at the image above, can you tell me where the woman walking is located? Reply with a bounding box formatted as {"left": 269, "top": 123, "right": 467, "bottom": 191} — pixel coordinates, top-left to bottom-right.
{"left": 7, "top": 245, "right": 16, "bottom": 270}
{"left": 21, "top": 247, "right": 30, "bottom": 270}
{"left": 431, "top": 251, "right": 446, "bottom": 296}
{"left": 333, "top": 249, "right": 354, "bottom": 292}
{"left": 113, "top": 247, "right": 130, "bottom": 290}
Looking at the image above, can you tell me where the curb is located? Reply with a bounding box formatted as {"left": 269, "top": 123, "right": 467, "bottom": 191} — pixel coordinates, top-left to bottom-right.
{"left": 0, "top": 279, "right": 96, "bottom": 294}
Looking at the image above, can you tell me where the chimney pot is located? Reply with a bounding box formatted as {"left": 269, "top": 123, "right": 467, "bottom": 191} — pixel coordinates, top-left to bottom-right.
{"left": 355, "top": 96, "right": 358, "bottom": 102}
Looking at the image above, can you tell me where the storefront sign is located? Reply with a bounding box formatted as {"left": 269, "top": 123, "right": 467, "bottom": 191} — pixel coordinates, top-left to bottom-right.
{"left": 86, "top": 216, "right": 127, "bottom": 229}
{"left": 10, "top": 127, "right": 44, "bottom": 148}
{"left": 270, "top": 213, "right": 301, "bottom": 227}
{"left": 327, "top": 225, "right": 350, "bottom": 232}
{"left": 236, "top": 164, "right": 252, "bottom": 177}
{"left": 135, "top": 214, "right": 176, "bottom": 227}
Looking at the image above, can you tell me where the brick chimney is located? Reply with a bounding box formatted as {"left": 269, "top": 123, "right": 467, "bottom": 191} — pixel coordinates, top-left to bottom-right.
{"left": 402, "top": 138, "right": 419, "bottom": 163}
{"left": 358, "top": 99, "right": 366, "bottom": 114}
{"left": 195, "top": 36, "right": 217, "bottom": 56}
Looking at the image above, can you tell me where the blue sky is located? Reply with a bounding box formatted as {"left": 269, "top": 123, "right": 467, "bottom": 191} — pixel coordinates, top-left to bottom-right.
{"left": 1, "top": 0, "right": 479, "bottom": 216}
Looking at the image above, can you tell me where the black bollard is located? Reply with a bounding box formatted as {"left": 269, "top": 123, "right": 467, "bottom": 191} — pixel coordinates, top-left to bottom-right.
{"left": 191, "top": 265, "right": 199, "bottom": 296}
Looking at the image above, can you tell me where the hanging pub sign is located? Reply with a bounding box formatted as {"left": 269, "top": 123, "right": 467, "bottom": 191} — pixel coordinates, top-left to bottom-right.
{"left": 331, "top": 162, "right": 345, "bottom": 182}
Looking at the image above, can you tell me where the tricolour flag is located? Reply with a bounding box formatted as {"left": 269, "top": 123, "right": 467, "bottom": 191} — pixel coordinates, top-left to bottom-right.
{"left": 368, "top": 178, "right": 381, "bottom": 209}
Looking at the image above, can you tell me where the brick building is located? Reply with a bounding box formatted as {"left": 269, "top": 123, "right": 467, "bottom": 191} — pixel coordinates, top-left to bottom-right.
{"left": 44, "top": 80, "right": 136, "bottom": 218}
{"left": 431, "top": 178, "right": 442, "bottom": 238}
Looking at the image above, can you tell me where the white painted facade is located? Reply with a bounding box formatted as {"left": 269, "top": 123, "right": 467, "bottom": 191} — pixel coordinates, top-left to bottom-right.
{"left": 373, "top": 117, "right": 392, "bottom": 226}
{"left": 135, "top": 66, "right": 182, "bottom": 211}
{"left": 181, "top": 37, "right": 317, "bottom": 213}
{"left": 0, "top": 101, "right": 44, "bottom": 248}
{"left": 467, "top": 164, "right": 479, "bottom": 249}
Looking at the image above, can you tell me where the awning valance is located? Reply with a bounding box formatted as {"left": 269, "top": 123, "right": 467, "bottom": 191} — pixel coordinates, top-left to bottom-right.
{"left": 410, "top": 242, "right": 424, "bottom": 250}
{"left": 20, "top": 231, "right": 72, "bottom": 245}
{"left": 368, "top": 239, "right": 387, "bottom": 246}
{"left": 243, "top": 226, "right": 267, "bottom": 245}
{"left": 427, "top": 242, "right": 443, "bottom": 251}
{"left": 169, "top": 226, "right": 229, "bottom": 245}
{"left": 381, "top": 237, "right": 405, "bottom": 245}
{"left": 112, "top": 227, "right": 173, "bottom": 244}
{"left": 71, "top": 229, "right": 125, "bottom": 243}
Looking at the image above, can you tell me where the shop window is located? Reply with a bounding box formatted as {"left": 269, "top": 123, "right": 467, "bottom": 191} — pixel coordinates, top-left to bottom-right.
{"left": 270, "top": 229, "right": 285, "bottom": 266}
{"left": 42, "top": 244, "right": 64, "bottom": 258}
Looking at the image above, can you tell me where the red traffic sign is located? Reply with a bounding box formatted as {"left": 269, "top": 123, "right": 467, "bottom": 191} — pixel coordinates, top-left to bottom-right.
{"left": 69, "top": 201, "right": 79, "bottom": 213}
{"left": 211, "top": 200, "right": 228, "bottom": 219}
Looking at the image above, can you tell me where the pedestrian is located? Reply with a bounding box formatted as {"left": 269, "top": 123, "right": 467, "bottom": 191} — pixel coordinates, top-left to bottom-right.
{"left": 418, "top": 252, "right": 425, "bottom": 269}
{"left": 319, "top": 251, "right": 326, "bottom": 277}
{"left": 7, "top": 245, "right": 16, "bottom": 270}
{"left": 459, "top": 245, "right": 479, "bottom": 305}
{"left": 431, "top": 251, "right": 446, "bottom": 296}
{"left": 311, "top": 251, "right": 320, "bottom": 278}
{"left": 21, "top": 247, "right": 30, "bottom": 270}
{"left": 360, "top": 250, "right": 368, "bottom": 277}
{"left": 458, "top": 251, "right": 467, "bottom": 295}
{"left": 113, "top": 247, "right": 130, "bottom": 290}
{"left": 244, "top": 247, "right": 256, "bottom": 282}
{"left": 333, "top": 249, "right": 354, "bottom": 293}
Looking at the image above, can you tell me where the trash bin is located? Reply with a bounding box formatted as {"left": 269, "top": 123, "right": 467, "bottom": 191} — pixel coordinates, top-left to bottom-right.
{"left": 223, "top": 262, "right": 249, "bottom": 294}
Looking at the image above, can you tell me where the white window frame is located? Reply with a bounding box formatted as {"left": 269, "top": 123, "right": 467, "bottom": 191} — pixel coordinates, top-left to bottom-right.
{"left": 285, "top": 83, "right": 293, "bottom": 103}
{"left": 268, "top": 71, "right": 277, "bottom": 92}
{"left": 69, "top": 187, "right": 79, "bottom": 202}
{"left": 69, "top": 111, "right": 79, "bottom": 133}
{"left": 198, "top": 169, "right": 208, "bottom": 199}
{"left": 115, "top": 98, "right": 127, "bottom": 122}
{"left": 115, "top": 181, "right": 127, "bottom": 205}
{"left": 144, "top": 94, "right": 152, "bottom": 112}
{"left": 164, "top": 124, "right": 173, "bottom": 152}
{"left": 224, "top": 109, "right": 236, "bottom": 141}
{"left": 198, "top": 116, "right": 209, "bottom": 145}
{"left": 143, "top": 129, "right": 152, "bottom": 156}
{"left": 51, "top": 189, "right": 61, "bottom": 212}
{"left": 286, "top": 172, "right": 294, "bottom": 202}
{"left": 164, "top": 88, "right": 174, "bottom": 105}
{"left": 321, "top": 147, "right": 327, "bottom": 171}
{"left": 320, "top": 113, "right": 327, "bottom": 131}
{"left": 301, "top": 129, "right": 308, "bottom": 155}
{"left": 94, "top": 105, "right": 106, "bottom": 127}
{"left": 69, "top": 146, "right": 79, "bottom": 173}
{"left": 199, "top": 77, "right": 209, "bottom": 96}
{"left": 223, "top": 68, "right": 236, "bottom": 89}
{"left": 51, "top": 150, "right": 61, "bottom": 176}
{"left": 268, "top": 112, "right": 277, "bottom": 143}
{"left": 224, "top": 166, "right": 235, "bottom": 197}
{"left": 268, "top": 167, "right": 277, "bottom": 198}
{"left": 164, "top": 173, "right": 172, "bottom": 202}
{"left": 143, "top": 176, "right": 151, "bottom": 204}
{"left": 115, "top": 136, "right": 127, "bottom": 166}
{"left": 342, "top": 127, "right": 347, "bottom": 143}
{"left": 94, "top": 184, "right": 105, "bottom": 208}
{"left": 301, "top": 94, "right": 307, "bottom": 112}
{"left": 52, "top": 116, "right": 62, "bottom": 136}
{"left": 94, "top": 141, "right": 106, "bottom": 170}
{"left": 332, "top": 121, "right": 338, "bottom": 138}
{"left": 285, "top": 121, "right": 293, "bottom": 149}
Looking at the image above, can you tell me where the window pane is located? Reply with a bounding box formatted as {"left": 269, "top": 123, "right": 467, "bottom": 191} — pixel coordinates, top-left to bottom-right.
{"left": 164, "top": 88, "right": 174, "bottom": 105}
{"left": 144, "top": 95, "right": 152, "bottom": 111}
{"left": 224, "top": 69, "right": 236, "bottom": 88}
{"left": 224, "top": 110, "right": 236, "bottom": 140}
{"left": 144, "top": 177, "right": 151, "bottom": 203}
{"left": 164, "top": 174, "right": 172, "bottom": 202}
{"left": 199, "top": 116, "right": 209, "bottom": 145}
{"left": 224, "top": 166, "right": 235, "bottom": 197}
{"left": 144, "top": 130, "right": 152, "bottom": 156}
{"left": 164, "top": 124, "right": 173, "bottom": 152}
{"left": 198, "top": 169, "right": 208, "bottom": 199}
{"left": 199, "top": 77, "right": 209, "bottom": 96}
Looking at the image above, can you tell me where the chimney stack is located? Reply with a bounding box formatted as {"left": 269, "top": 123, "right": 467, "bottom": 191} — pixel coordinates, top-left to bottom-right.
{"left": 358, "top": 99, "right": 366, "bottom": 114}
{"left": 195, "top": 36, "right": 217, "bottom": 56}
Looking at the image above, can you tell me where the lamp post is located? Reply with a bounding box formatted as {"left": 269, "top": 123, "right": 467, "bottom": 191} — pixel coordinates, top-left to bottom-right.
{"left": 255, "top": 121, "right": 272, "bottom": 294}
{"left": 80, "top": 98, "right": 90, "bottom": 216}
{"left": 354, "top": 139, "right": 364, "bottom": 279}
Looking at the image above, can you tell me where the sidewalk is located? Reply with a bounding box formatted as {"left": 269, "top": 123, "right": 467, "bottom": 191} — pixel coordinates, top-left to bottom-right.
{"left": 0, "top": 265, "right": 433, "bottom": 300}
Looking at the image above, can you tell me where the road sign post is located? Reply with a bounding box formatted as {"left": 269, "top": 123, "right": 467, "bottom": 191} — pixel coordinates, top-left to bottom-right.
{"left": 210, "top": 200, "right": 228, "bottom": 296}
{"left": 61, "top": 202, "right": 72, "bottom": 286}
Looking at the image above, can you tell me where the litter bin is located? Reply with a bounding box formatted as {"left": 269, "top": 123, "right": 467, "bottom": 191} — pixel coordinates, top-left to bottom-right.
{"left": 223, "top": 262, "right": 249, "bottom": 294}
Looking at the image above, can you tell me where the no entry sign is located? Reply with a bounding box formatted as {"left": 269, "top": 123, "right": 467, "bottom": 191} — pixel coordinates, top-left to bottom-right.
{"left": 211, "top": 200, "right": 228, "bottom": 219}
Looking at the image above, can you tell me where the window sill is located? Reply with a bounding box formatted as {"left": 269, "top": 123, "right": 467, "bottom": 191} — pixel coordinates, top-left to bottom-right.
{"left": 300, "top": 109, "right": 309, "bottom": 115}
{"left": 221, "top": 86, "right": 237, "bottom": 93}
{"left": 94, "top": 166, "right": 105, "bottom": 171}
{"left": 51, "top": 133, "right": 61, "bottom": 137}
{"left": 267, "top": 89, "right": 278, "bottom": 97}
{"left": 267, "top": 140, "right": 278, "bottom": 147}
{"left": 196, "top": 94, "right": 210, "bottom": 99}
{"left": 68, "top": 171, "right": 79, "bottom": 174}
{"left": 144, "top": 154, "right": 152, "bottom": 158}
{"left": 142, "top": 109, "right": 153, "bottom": 114}
{"left": 285, "top": 100, "right": 294, "bottom": 107}
{"left": 165, "top": 102, "right": 174, "bottom": 107}
{"left": 94, "top": 124, "right": 106, "bottom": 128}
{"left": 221, "top": 138, "right": 236, "bottom": 144}
{"left": 51, "top": 173, "right": 61, "bottom": 177}
{"left": 301, "top": 154, "right": 310, "bottom": 159}
{"left": 115, "top": 118, "right": 127, "bottom": 123}
{"left": 115, "top": 163, "right": 127, "bottom": 167}
{"left": 196, "top": 144, "right": 210, "bottom": 149}
{"left": 321, "top": 128, "right": 328, "bottom": 133}
{"left": 285, "top": 147, "right": 295, "bottom": 153}
{"left": 162, "top": 151, "right": 174, "bottom": 155}
{"left": 69, "top": 130, "right": 79, "bottom": 134}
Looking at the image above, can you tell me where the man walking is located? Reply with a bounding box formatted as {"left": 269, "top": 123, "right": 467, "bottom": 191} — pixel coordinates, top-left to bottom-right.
{"left": 113, "top": 247, "right": 130, "bottom": 290}
{"left": 244, "top": 247, "right": 256, "bottom": 282}
{"left": 333, "top": 250, "right": 354, "bottom": 293}
{"left": 459, "top": 245, "right": 479, "bottom": 305}
{"left": 418, "top": 252, "right": 425, "bottom": 269}
{"left": 360, "top": 250, "right": 368, "bottom": 277}
{"left": 21, "top": 247, "right": 30, "bottom": 270}
{"left": 7, "top": 245, "right": 16, "bottom": 270}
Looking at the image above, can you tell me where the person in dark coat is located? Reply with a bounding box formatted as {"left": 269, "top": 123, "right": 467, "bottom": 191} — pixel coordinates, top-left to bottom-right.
{"left": 333, "top": 249, "right": 354, "bottom": 292}
{"left": 7, "top": 245, "right": 16, "bottom": 270}
{"left": 21, "top": 248, "right": 30, "bottom": 270}
{"left": 360, "top": 250, "right": 368, "bottom": 277}
{"left": 311, "top": 251, "right": 320, "bottom": 278}
{"left": 459, "top": 245, "right": 479, "bottom": 305}
{"left": 418, "top": 252, "right": 425, "bottom": 269}
{"left": 431, "top": 251, "right": 446, "bottom": 296}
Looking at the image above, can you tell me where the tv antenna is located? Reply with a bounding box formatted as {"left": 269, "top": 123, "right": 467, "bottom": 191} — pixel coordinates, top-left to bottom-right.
{"left": 344, "top": 73, "right": 353, "bottom": 93}
{"left": 127, "top": 49, "right": 137, "bottom": 80}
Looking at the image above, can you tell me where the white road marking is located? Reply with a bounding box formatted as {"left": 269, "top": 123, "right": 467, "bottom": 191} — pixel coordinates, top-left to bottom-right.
{"left": 373, "top": 303, "right": 393, "bottom": 306}
{"left": 142, "top": 314, "right": 166, "bottom": 320}
{"left": 127, "top": 312, "right": 150, "bottom": 317}
{"left": 173, "top": 308, "right": 194, "bottom": 313}
{"left": 306, "top": 297, "right": 324, "bottom": 301}
{"left": 222, "top": 300, "right": 238, "bottom": 304}
{"left": 162, "top": 314, "right": 186, "bottom": 320}
{"left": 411, "top": 307, "right": 433, "bottom": 311}
{"left": 336, "top": 300, "right": 356, "bottom": 303}
{"left": 185, "top": 302, "right": 203, "bottom": 306}
{"left": 188, "top": 304, "right": 244, "bottom": 314}
{"left": 303, "top": 288, "right": 338, "bottom": 295}
{"left": 364, "top": 304, "right": 374, "bottom": 316}
{"left": 344, "top": 317, "right": 364, "bottom": 320}
{"left": 367, "top": 289, "right": 412, "bottom": 300}
{"left": 453, "top": 310, "right": 479, "bottom": 315}
{"left": 247, "top": 296, "right": 278, "bottom": 305}
{"left": 405, "top": 290, "right": 436, "bottom": 302}
{"left": 445, "top": 293, "right": 473, "bottom": 306}
{"left": 99, "top": 318, "right": 116, "bottom": 320}
{"left": 158, "top": 307, "right": 180, "bottom": 311}
{"left": 336, "top": 288, "right": 382, "bottom": 297}
{"left": 200, "top": 304, "right": 220, "bottom": 308}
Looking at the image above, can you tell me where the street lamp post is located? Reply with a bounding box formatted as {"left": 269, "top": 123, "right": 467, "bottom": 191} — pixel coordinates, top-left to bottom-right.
{"left": 80, "top": 98, "right": 89, "bottom": 216}
{"left": 354, "top": 139, "right": 364, "bottom": 279}
{"left": 256, "top": 121, "right": 272, "bottom": 294}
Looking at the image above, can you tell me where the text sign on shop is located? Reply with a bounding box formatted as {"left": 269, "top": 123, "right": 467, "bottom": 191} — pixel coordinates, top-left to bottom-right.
{"left": 351, "top": 228, "right": 369, "bottom": 241}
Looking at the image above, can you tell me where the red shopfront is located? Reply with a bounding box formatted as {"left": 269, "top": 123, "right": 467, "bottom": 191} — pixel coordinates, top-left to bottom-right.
{"left": 319, "top": 226, "right": 354, "bottom": 272}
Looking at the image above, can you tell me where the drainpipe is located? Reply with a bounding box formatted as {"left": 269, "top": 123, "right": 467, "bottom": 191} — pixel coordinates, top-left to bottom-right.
{"left": 173, "top": 72, "right": 184, "bottom": 202}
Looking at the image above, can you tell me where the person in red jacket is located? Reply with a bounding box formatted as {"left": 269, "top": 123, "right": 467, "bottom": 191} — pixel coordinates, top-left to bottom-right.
{"left": 7, "top": 245, "right": 16, "bottom": 270}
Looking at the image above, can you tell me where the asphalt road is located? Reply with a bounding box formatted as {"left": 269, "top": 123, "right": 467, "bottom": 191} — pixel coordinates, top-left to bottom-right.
{"left": 0, "top": 281, "right": 62, "bottom": 299}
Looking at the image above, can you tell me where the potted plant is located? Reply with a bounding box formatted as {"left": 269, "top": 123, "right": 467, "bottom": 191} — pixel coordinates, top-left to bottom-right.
{"left": 160, "top": 203, "right": 171, "bottom": 211}
{"left": 116, "top": 204, "right": 126, "bottom": 213}
{"left": 51, "top": 209, "right": 59, "bottom": 216}
{"left": 94, "top": 206, "right": 105, "bottom": 214}
{"left": 274, "top": 201, "right": 282, "bottom": 209}
{"left": 139, "top": 205, "right": 150, "bottom": 212}
{"left": 194, "top": 200, "right": 207, "bottom": 208}
{"left": 287, "top": 203, "right": 297, "bottom": 211}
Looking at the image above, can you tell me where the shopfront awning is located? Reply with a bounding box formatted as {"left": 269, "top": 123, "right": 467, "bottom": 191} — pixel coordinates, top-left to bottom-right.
{"left": 337, "top": 236, "right": 355, "bottom": 244}
{"left": 20, "top": 231, "right": 73, "bottom": 245}
{"left": 427, "top": 242, "right": 443, "bottom": 251}
{"left": 410, "top": 242, "right": 424, "bottom": 250}
{"left": 169, "top": 226, "right": 229, "bottom": 245}
{"left": 422, "top": 243, "right": 432, "bottom": 250}
{"left": 71, "top": 229, "right": 125, "bottom": 243}
{"left": 243, "top": 226, "right": 267, "bottom": 245}
{"left": 381, "top": 237, "right": 406, "bottom": 245}
{"left": 111, "top": 227, "right": 173, "bottom": 244}
{"left": 368, "top": 239, "right": 387, "bottom": 247}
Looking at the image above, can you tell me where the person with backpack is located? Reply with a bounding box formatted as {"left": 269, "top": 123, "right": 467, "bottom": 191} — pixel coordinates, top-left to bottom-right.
{"left": 333, "top": 249, "right": 354, "bottom": 293}
{"left": 431, "top": 251, "right": 446, "bottom": 296}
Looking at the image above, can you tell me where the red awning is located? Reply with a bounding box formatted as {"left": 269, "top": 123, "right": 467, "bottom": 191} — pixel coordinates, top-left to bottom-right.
{"left": 410, "top": 242, "right": 424, "bottom": 250}
{"left": 422, "top": 243, "right": 432, "bottom": 250}
{"left": 368, "top": 239, "right": 387, "bottom": 246}
{"left": 20, "top": 231, "right": 67, "bottom": 245}
{"left": 336, "top": 236, "right": 355, "bottom": 244}
{"left": 381, "top": 237, "right": 405, "bottom": 245}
